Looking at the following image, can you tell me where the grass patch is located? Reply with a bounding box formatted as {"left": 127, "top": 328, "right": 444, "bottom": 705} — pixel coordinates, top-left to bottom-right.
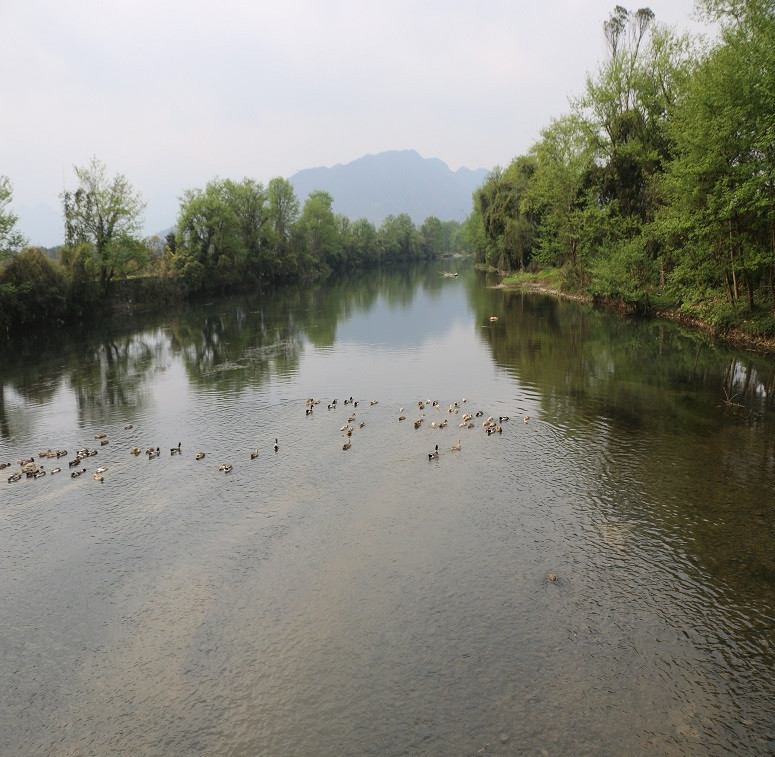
{"left": 501, "top": 268, "right": 564, "bottom": 289}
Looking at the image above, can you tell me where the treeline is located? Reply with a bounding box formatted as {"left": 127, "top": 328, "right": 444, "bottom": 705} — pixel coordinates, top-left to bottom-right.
{"left": 465, "top": 0, "right": 775, "bottom": 330}
{"left": 0, "top": 164, "right": 466, "bottom": 333}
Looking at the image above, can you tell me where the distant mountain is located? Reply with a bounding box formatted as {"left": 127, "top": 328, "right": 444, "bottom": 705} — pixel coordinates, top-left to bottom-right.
{"left": 289, "top": 150, "right": 488, "bottom": 225}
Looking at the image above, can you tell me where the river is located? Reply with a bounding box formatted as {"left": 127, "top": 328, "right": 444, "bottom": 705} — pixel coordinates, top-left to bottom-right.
{"left": 1, "top": 262, "right": 773, "bottom": 756}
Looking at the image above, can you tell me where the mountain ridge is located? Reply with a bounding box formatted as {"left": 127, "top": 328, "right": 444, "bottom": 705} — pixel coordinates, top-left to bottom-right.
{"left": 289, "top": 149, "right": 488, "bottom": 225}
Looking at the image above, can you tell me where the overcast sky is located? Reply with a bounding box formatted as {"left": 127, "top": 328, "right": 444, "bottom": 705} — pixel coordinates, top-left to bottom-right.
{"left": 4, "top": 0, "right": 708, "bottom": 246}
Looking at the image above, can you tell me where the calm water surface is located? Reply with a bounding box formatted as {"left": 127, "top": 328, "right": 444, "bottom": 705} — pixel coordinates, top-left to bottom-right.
{"left": 1, "top": 263, "right": 774, "bottom": 756}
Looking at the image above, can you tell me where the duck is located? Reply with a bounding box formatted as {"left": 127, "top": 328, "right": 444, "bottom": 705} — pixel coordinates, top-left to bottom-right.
{"left": 499, "top": 416, "right": 509, "bottom": 422}
{"left": 219, "top": 463, "right": 233, "bottom": 473}
{"left": 0, "top": 462, "right": 10, "bottom": 470}
{"left": 95, "top": 466, "right": 108, "bottom": 474}
{"left": 130, "top": 447, "right": 142, "bottom": 456}
{"left": 428, "top": 444, "right": 439, "bottom": 460}
{"left": 95, "top": 433, "right": 107, "bottom": 440}
{"left": 147, "top": 448, "right": 160, "bottom": 459}
{"left": 274, "top": 438, "right": 279, "bottom": 452}
{"left": 51, "top": 467, "right": 61, "bottom": 474}
{"left": 451, "top": 438, "right": 461, "bottom": 452}
{"left": 145, "top": 447, "right": 156, "bottom": 454}
{"left": 69, "top": 458, "right": 82, "bottom": 468}
{"left": 359, "top": 422, "right": 365, "bottom": 429}
{"left": 71, "top": 468, "right": 86, "bottom": 478}
{"left": 8, "top": 472, "right": 22, "bottom": 483}
{"left": 414, "top": 418, "right": 424, "bottom": 429}
{"left": 439, "top": 419, "right": 448, "bottom": 429}
{"left": 56, "top": 449, "right": 68, "bottom": 458}
{"left": 342, "top": 439, "right": 351, "bottom": 451}
{"left": 250, "top": 449, "right": 259, "bottom": 459}
{"left": 100, "top": 439, "right": 110, "bottom": 446}
{"left": 489, "top": 316, "right": 498, "bottom": 322}
{"left": 124, "top": 424, "right": 134, "bottom": 430}
{"left": 524, "top": 415, "right": 530, "bottom": 424}
{"left": 170, "top": 442, "right": 181, "bottom": 455}
{"left": 93, "top": 473, "right": 104, "bottom": 482}
{"left": 196, "top": 452, "right": 206, "bottom": 460}
{"left": 475, "top": 411, "right": 484, "bottom": 418}
{"left": 370, "top": 400, "right": 378, "bottom": 406}
{"left": 87, "top": 449, "right": 99, "bottom": 457}
{"left": 347, "top": 414, "right": 356, "bottom": 423}
{"left": 305, "top": 407, "right": 313, "bottom": 416}
{"left": 399, "top": 415, "right": 406, "bottom": 422}
{"left": 33, "top": 469, "right": 46, "bottom": 478}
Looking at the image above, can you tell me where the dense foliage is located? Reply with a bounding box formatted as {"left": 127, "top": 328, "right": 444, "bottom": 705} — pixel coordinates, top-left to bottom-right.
{"left": 468, "top": 0, "right": 775, "bottom": 329}
{"left": 0, "top": 165, "right": 466, "bottom": 333}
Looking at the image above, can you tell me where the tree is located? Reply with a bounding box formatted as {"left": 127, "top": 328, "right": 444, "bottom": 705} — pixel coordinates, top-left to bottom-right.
{"left": 61, "top": 157, "right": 146, "bottom": 286}
{"left": 378, "top": 214, "right": 423, "bottom": 263}
{"left": 295, "top": 190, "right": 341, "bottom": 270}
{"left": 0, "top": 176, "right": 27, "bottom": 260}
{"left": 475, "top": 157, "right": 538, "bottom": 271}
{"left": 526, "top": 115, "right": 593, "bottom": 271}
{"left": 420, "top": 216, "right": 444, "bottom": 259}
{"left": 0, "top": 247, "right": 67, "bottom": 329}
{"left": 267, "top": 177, "right": 300, "bottom": 274}
{"left": 657, "top": 0, "right": 775, "bottom": 310}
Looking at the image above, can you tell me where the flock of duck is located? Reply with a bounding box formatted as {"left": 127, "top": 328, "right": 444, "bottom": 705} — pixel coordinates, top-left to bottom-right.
{"left": 3, "top": 397, "right": 530, "bottom": 485}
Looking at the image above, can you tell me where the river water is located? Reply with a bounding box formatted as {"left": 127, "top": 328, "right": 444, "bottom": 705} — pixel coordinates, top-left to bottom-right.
{"left": 1, "top": 263, "right": 773, "bottom": 756}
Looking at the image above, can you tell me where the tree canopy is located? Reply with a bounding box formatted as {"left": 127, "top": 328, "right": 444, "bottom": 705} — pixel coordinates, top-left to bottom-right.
{"left": 467, "top": 1, "right": 775, "bottom": 324}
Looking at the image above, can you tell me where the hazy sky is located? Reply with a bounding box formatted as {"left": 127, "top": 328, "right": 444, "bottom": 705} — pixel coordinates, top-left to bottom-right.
{"left": 4, "top": 0, "right": 708, "bottom": 246}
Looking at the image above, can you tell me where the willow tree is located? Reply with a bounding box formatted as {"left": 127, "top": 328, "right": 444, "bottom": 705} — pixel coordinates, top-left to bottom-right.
{"left": 61, "top": 157, "right": 147, "bottom": 287}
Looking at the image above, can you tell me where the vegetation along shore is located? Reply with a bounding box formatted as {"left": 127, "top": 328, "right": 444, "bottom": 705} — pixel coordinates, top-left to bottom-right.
{"left": 466, "top": 1, "right": 775, "bottom": 349}
{"left": 1, "top": 0, "right": 773, "bottom": 351}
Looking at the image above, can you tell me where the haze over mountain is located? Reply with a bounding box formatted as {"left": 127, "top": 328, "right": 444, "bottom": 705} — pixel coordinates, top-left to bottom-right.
{"left": 289, "top": 150, "right": 488, "bottom": 225}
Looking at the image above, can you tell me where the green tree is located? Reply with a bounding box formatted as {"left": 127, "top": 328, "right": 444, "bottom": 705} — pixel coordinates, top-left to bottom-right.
{"left": 295, "top": 190, "right": 341, "bottom": 270}
{"left": 267, "top": 177, "right": 300, "bottom": 275}
{"left": 475, "top": 157, "right": 538, "bottom": 271}
{"left": 378, "top": 214, "right": 423, "bottom": 263}
{"left": 657, "top": 0, "right": 775, "bottom": 311}
{"left": 420, "top": 216, "right": 444, "bottom": 259}
{"left": 0, "top": 247, "right": 67, "bottom": 329}
{"left": 0, "top": 176, "right": 27, "bottom": 260}
{"left": 526, "top": 115, "right": 593, "bottom": 272}
{"left": 61, "top": 157, "right": 147, "bottom": 287}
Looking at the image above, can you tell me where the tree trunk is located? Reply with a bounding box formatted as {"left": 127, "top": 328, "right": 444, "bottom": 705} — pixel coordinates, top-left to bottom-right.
{"left": 724, "top": 269, "right": 735, "bottom": 304}
{"left": 729, "top": 219, "right": 738, "bottom": 302}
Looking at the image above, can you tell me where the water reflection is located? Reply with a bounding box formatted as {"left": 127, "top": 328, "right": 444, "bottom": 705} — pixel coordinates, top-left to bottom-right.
{"left": 1, "top": 262, "right": 773, "bottom": 755}
{"left": 469, "top": 278, "right": 775, "bottom": 749}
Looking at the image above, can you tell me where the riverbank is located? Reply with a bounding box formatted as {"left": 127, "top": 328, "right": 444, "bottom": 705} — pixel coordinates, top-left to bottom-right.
{"left": 492, "top": 271, "right": 775, "bottom": 356}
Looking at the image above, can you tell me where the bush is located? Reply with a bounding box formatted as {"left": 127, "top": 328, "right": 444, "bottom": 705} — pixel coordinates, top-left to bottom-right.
{"left": 0, "top": 247, "right": 67, "bottom": 327}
